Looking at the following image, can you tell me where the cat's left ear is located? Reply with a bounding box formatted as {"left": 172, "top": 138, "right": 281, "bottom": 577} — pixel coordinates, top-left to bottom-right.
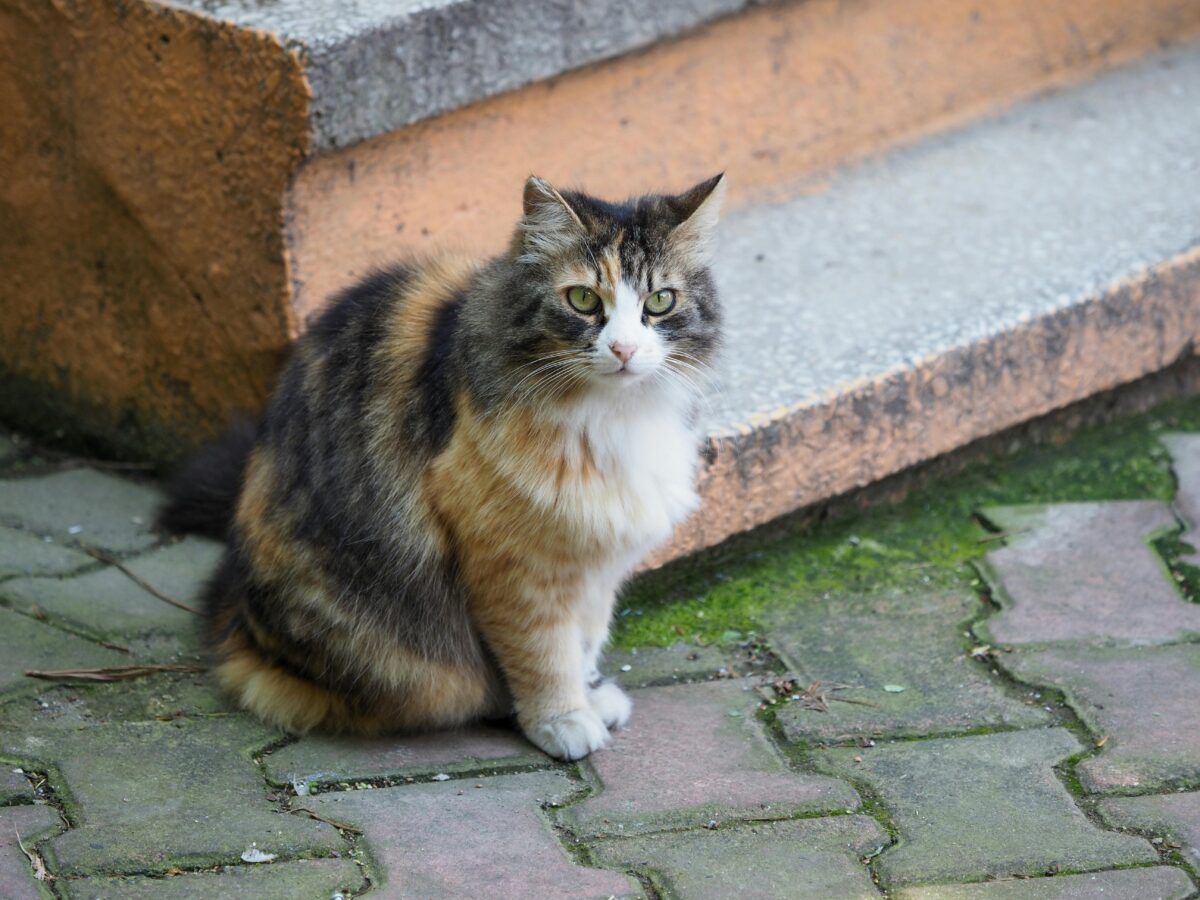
{"left": 667, "top": 173, "right": 726, "bottom": 263}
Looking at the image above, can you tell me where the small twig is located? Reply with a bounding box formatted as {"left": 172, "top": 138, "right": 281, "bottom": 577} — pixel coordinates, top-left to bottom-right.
{"left": 289, "top": 807, "right": 363, "bottom": 834}
{"left": 14, "top": 827, "right": 50, "bottom": 882}
{"left": 98, "top": 639, "right": 133, "bottom": 654}
{"left": 24, "top": 664, "right": 206, "bottom": 682}
{"left": 81, "top": 546, "right": 200, "bottom": 615}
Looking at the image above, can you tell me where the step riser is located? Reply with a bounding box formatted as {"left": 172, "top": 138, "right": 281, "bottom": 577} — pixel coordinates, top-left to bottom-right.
{"left": 647, "top": 250, "right": 1200, "bottom": 566}
{"left": 286, "top": 0, "right": 1200, "bottom": 321}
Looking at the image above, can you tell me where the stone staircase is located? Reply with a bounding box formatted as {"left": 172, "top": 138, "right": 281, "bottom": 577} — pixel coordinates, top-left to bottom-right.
{"left": 3, "top": 0, "right": 1198, "bottom": 563}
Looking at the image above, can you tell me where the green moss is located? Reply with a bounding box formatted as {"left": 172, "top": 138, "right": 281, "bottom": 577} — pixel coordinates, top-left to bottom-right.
{"left": 613, "top": 395, "right": 1200, "bottom": 648}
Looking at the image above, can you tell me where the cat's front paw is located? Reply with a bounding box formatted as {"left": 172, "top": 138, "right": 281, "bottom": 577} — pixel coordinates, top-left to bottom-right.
{"left": 526, "top": 708, "right": 610, "bottom": 761}
{"left": 588, "top": 680, "right": 632, "bottom": 730}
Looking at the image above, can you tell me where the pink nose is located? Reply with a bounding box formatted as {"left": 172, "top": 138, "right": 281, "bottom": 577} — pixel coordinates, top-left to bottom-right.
{"left": 610, "top": 342, "right": 638, "bottom": 365}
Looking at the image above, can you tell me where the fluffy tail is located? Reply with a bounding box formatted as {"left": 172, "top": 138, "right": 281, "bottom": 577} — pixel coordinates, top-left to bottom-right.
{"left": 158, "top": 418, "right": 258, "bottom": 538}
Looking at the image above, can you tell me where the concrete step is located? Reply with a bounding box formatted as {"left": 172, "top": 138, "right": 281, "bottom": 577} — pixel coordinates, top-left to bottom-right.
{"left": 654, "top": 43, "right": 1200, "bottom": 562}
{"left": 4, "top": 0, "right": 1198, "bottom": 457}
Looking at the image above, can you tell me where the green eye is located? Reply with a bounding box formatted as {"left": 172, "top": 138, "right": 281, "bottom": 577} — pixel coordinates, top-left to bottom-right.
{"left": 566, "top": 286, "right": 601, "bottom": 313}
{"left": 645, "top": 289, "right": 676, "bottom": 315}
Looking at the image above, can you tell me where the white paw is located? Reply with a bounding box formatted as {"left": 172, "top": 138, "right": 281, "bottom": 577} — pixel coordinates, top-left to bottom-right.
{"left": 588, "top": 680, "right": 633, "bottom": 730}
{"left": 526, "top": 708, "right": 610, "bottom": 761}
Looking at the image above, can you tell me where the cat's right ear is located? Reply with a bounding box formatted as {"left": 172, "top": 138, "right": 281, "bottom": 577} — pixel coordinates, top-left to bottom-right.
{"left": 519, "top": 176, "right": 585, "bottom": 262}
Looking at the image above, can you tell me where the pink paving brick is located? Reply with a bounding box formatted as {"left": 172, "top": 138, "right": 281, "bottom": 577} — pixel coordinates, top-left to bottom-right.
{"left": 1007, "top": 644, "right": 1200, "bottom": 794}
{"left": 299, "top": 771, "right": 636, "bottom": 899}
{"left": 979, "top": 502, "right": 1200, "bottom": 646}
{"left": 559, "top": 679, "right": 859, "bottom": 839}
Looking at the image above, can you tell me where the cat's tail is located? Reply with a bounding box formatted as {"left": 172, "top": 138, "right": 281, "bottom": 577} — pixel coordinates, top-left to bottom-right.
{"left": 158, "top": 418, "right": 258, "bottom": 538}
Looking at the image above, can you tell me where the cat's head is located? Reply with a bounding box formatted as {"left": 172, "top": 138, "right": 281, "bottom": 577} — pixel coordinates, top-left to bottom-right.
{"left": 500, "top": 174, "right": 725, "bottom": 402}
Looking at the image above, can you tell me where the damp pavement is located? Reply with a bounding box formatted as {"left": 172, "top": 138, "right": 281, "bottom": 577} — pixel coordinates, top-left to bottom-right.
{"left": 1, "top": 429, "right": 1199, "bottom": 899}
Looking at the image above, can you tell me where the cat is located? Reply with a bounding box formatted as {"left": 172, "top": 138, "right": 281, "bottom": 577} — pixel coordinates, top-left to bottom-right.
{"left": 160, "top": 173, "right": 724, "bottom": 760}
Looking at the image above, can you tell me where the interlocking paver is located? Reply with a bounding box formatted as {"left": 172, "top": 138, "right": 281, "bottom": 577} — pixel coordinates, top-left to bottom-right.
{"left": 4, "top": 717, "right": 343, "bottom": 876}
{"left": 0, "top": 538, "right": 217, "bottom": 645}
{"left": 978, "top": 502, "right": 1200, "bottom": 646}
{"left": 1164, "top": 433, "right": 1200, "bottom": 566}
{"left": 0, "top": 527, "right": 92, "bottom": 580}
{"left": 559, "top": 679, "right": 859, "bottom": 839}
{"left": 894, "top": 867, "right": 1195, "bottom": 899}
{"left": 66, "top": 858, "right": 365, "bottom": 899}
{"left": 0, "top": 470, "right": 160, "bottom": 553}
{"left": 1, "top": 769, "right": 33, "bottom": 804}
{"left": 0, "top": 608, "right": 127, "bottom": 697}
{"left": 606, "top": 642, "right": 729, "bottom": 688}
{"left": 769, "top": 590, "right": 1048, "bottom": 744}
{"left": 590, "top": 815, "right": 885, "bottom": 899}
{"left": 264, "top": 725, "right": 547, "bottom": 787}
{"left": 1100, "top": 791, "right": 1200, "bottom": 869}
{"left": 0, "top": 804, "right": 60, "bottom": 900}
{"left": 1005, "top": 644, "right": 1200, "bottom": 794}
{"left": 300, "top": 771, "right": 637, "bottom": 898}
{"left": 814, "top": 729, "right": 1156, "bottom": 888}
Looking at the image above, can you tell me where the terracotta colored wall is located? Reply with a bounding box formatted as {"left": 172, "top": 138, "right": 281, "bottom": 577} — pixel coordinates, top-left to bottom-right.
{"left": 285, "top": 0, "right": 1200, "bottom": 320}
{"left": 0, "top": 0, "right": 309, "bottom": 458}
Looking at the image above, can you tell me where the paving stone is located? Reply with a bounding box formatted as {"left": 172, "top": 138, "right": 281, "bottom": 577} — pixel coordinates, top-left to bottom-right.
{"left": 0, "top": 538, "right": 218, "bottom": 645}
{"left": 264, "top": 724, "right": 548, "bottom": 787}
{"left": 606, "top": 642, "right": 730, "bottom": 688}
{"left": 0, "top": 527, "right": 92, "bottom": 580}
{"left": 0, "top": 804, "right": 61, "bottom": 900}
{"left": 894, "top": 867, "right": 1195, "bottom": 899}
{"left": 1005, "top": 644, "right": 1200, "bottom": 794}
{"left": 768, "top": 590, "right": 1048, "bottom": 744}
{"left": 1164, "top": 433, "right": 1200, "bottom": 567}
{"left": 66, "top": 858, "right": 364, "bottom": 899}
{"left": 590, "top": 814, "right": 885, "bottom": 899}
{"left": 300, "top": 771, "right": 637, "bottom": 898}
{"left": 1, "top": 769, "right": 34, "bottom": 804}
{"left": 978, "top": 502, "right": 1200, "bottom": 646}
{"left": 1100, "top": 791, "right": 1200, "bottom": 869}
{"left": 0, "top": 608, "right": 127, "bottom": 698}
{"left": 814, "top": 729, "right": 1156, "bottom": 888}
{"left": 0, "top": 470, "right": 160, "bottom": 553}
{"left": 6, "top": 717, "right": 343, "bottom": 876}
{"left": 558, "top": 679, "right": 859, "bottom": 839}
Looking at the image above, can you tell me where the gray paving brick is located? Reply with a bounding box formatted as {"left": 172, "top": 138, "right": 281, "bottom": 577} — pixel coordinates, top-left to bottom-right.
{"left": 590, "top": 815, "right": 886, "bottom": 899}
{"left": 606, "top": 642, "right": 729, "bottom": 688}
{"left": 1164, "top": 433, "right": 1200, "bottom": 567}
{"left": 0, "top": 804, "right": 60, "bottom": 900}
{"left": 895, "top": 867, "right": 1195, "bottom": 899}
{"left": 1005, "top": 644, "right": 1200, "bottom": 794}
{"left": 768, "top": 589, "right": 1048, "bottom": 744}
{"left": 0, "top": 470, "right": 160, "bottom": 554}
{"left": 264, "top": 725, "right": 547, "bottom": 787}
{"left": 1100, "top": 791, "right": 1200, "bottom": 870}
{"left": 0, "top": 608, "right": 127, "bottom": 698}
{"left": 559, "top": 679, "right": 859, "bottom": 839}
{"left": 65, "top": 858, "right": 364, "bottom": 899}
{"left": 814, "top": 729, "right": 1156, "bottom": 888}
{"left": 300, "top": 772, "right": 637, "bottom": 898}
{"left": 0, "top": 769, "right": 34, "bottom": 805}
{"left": 0, "top": 527, "right": 92, "bottom": 580}
{"left": 978, "top": 503, "right": 1200, "bottom": 646}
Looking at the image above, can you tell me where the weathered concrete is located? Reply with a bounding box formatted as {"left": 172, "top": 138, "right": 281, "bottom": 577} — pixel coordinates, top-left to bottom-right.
{"left": 606, "top": 642, "right": 729, "bottom": 688}
{"left": 978, "top": 503, "right": 1200, "bottom": 647}
{"left": 1100, "top": 791, "right": 1200, "bottom": 870}
{"left": 0, "top": 770, "right": 33, "bottom": 805}
{"left": 66, "top": 858, "right": 365, "bottom": 900}
{"left": 1164, "top": 433, "right": 1200, "bottom": 566}
{"left": 768, "top": 590, "right": 1048, "bottom": 744}
{"left": 0, "top": 607, "right": 128, "bottom": 698}
{"left": 0, "top": 471, "right": 161, "bottom": 553}
{"left": 815, "top": 729, "right": 1157, "bottom": 888}
{"left": 559, "top": 679, "right": 859, "bottom": 839}
{"left": 0, "top": 527, "right": 92, "bottom": 581}
{"left": 589, "top": 815, "right": 886, "bottom": 899}
{"left": 1006, "top": 645, "right": 1200, "bottom": 795}
{"left": 895, "top": 868, "right": 1196, "bottom": 900}
{"left": 264, "top": 725, "right": 547, "bottom": 787}
{"left": 0, "top": 805, "right": 61, "bottom": 900}
{"left": 299, "top": 771, "right": 637, "bottom": 898}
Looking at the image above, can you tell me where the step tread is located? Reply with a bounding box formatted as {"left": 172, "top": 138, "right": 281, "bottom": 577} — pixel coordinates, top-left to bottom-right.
{"left": 708, "top": 45, "right": 1200, "bottom": 437}
{"left": 164, "top": 0, "right": 750, "bottom": 152}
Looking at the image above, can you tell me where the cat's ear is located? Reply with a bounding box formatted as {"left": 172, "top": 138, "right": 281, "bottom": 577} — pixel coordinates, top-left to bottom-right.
{"left": 519, "top": 175, "right": 586, "bottom": 262}
{"left": 667, "top": 173, "right": 726, "bottom": 264}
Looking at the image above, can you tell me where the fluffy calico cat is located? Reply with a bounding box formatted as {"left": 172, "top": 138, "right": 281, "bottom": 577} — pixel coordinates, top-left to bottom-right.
{"left": 160, "top": 174, "right": 724, "bottom": 760}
